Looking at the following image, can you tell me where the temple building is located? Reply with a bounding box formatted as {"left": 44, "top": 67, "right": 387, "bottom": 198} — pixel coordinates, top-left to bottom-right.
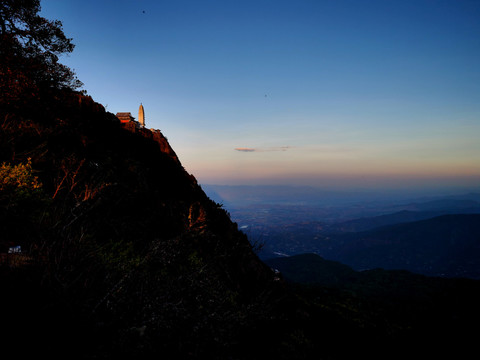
{"left": 116, "top": 112, "right": 135, "bottom": 123}
{"left": 116, "top": 104, "right": 145, "bottom": 127}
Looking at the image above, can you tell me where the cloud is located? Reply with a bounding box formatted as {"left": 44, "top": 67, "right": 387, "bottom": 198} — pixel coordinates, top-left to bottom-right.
{"left": 235, "top": 147, "right": 256, "bottom": 152}
{"left": 235, "top": 146, "right": 291, "bottom": 153}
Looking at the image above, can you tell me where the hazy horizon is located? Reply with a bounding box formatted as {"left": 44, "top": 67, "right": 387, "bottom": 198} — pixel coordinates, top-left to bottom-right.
{"left": 201, "top": 183, "right": 480, "bottom": 209}
{"left": 198, "top": 174, "right": 480, "bottom": 192}
{"left": 40, "top": 0, "right": 480, "bottom": 191}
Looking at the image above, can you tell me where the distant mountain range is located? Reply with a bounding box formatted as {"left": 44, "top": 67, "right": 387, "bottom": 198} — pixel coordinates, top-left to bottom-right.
{"left": 319, "top": 214, "right": 480, "bottom": 278}
{"left": 392, "top": 197, "right": 480, "bottom": 212}
{"left": 330, "top": 199, "right": 480, "bottom": 232}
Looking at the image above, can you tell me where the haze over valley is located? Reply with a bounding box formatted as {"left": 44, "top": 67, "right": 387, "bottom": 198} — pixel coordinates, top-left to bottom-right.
{"left": 204, "top": 185, "right": 480, "bottom": 278}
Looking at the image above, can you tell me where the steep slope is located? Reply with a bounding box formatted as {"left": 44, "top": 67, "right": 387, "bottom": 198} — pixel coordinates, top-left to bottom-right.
{"left": 0, "top": 89, "right": 281, "bottom": 359}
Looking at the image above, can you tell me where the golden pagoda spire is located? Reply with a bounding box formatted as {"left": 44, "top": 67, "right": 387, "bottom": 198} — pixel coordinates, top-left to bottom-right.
{"left": 138, "top": 103, "right": 145, "bottom": 126}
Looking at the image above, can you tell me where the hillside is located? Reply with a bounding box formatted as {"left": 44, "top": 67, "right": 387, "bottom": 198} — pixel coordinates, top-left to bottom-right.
{"left": 265, "top": 253, "right": 480, "bottom": 360}
{"left": 0, "top": 89, "right": 285, "bottom": 359}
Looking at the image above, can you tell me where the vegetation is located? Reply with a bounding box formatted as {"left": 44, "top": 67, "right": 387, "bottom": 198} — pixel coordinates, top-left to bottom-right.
{"left": 0, "top": 158, "right": 43, "bottom": 205}
{"left": 0, "top": 0, "right": 82, "bottom": 102}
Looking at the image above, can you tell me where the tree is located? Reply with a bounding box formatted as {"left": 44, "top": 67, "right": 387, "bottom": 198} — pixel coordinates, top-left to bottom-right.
{"left": 0, "top": 0, "right": 82, "bottom": 104}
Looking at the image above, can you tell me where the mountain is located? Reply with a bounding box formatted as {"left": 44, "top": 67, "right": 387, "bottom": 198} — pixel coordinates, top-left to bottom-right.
{"left": 395, "top": 198, "right": 480, "bottom": 212}
{"left": 0, "top": 89, "right": 282, "bottom": 359}
{"left": 445, "top": 192, "right": 480, "bottom": 202}
{"left": 325, "top": 214, "right": 480, "bottom": 278}
{"left": 330, "top": 206, "right": 480, "bottom": 232}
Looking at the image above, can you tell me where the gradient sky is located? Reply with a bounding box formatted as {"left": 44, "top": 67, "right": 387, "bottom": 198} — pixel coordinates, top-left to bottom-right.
{"left": 40, "top": 0, "right": 480, "bottom": 190}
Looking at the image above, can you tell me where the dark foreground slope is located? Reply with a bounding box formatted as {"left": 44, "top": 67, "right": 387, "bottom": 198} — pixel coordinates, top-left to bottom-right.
{"left": 266, "top": 253, "right": 480, "bottom": 360}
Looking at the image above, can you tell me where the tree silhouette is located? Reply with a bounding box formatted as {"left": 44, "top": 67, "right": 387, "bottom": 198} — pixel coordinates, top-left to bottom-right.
{"left": 0, "top": 0, "right": 82, "bottom": 105}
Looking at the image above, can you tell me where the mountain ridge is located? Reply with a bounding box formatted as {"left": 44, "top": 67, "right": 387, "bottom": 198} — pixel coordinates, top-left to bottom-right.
{"left": 325, "top": 214, "right": 480, "bottom": 278}
{"left": 1, "top": 89, "right": 284, "bottom": 359}
{"left": 330, "top": 206, "right": 480, "bottom": 232}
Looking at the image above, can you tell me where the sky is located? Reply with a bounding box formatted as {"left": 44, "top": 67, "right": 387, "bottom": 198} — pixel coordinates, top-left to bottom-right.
{"left": 40, "top": 0, "right": 480, "bottom": 191}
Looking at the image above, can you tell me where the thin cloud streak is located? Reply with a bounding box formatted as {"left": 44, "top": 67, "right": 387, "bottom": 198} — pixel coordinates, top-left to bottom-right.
{"left": 235, "top": 147, "right": 256, "bottom": 152}
{"left": 235, "top": 146, "right": 291, "bottom": 153}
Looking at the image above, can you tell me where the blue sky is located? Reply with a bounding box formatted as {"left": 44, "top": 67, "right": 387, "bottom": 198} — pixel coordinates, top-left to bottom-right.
{"left": 41, "top": 0, "right": 480, "bottom": 190}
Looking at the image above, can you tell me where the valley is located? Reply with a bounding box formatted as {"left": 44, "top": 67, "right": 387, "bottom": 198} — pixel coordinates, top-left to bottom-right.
{"left": 204, "top": 185, "right": 480, "bottom": 278}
